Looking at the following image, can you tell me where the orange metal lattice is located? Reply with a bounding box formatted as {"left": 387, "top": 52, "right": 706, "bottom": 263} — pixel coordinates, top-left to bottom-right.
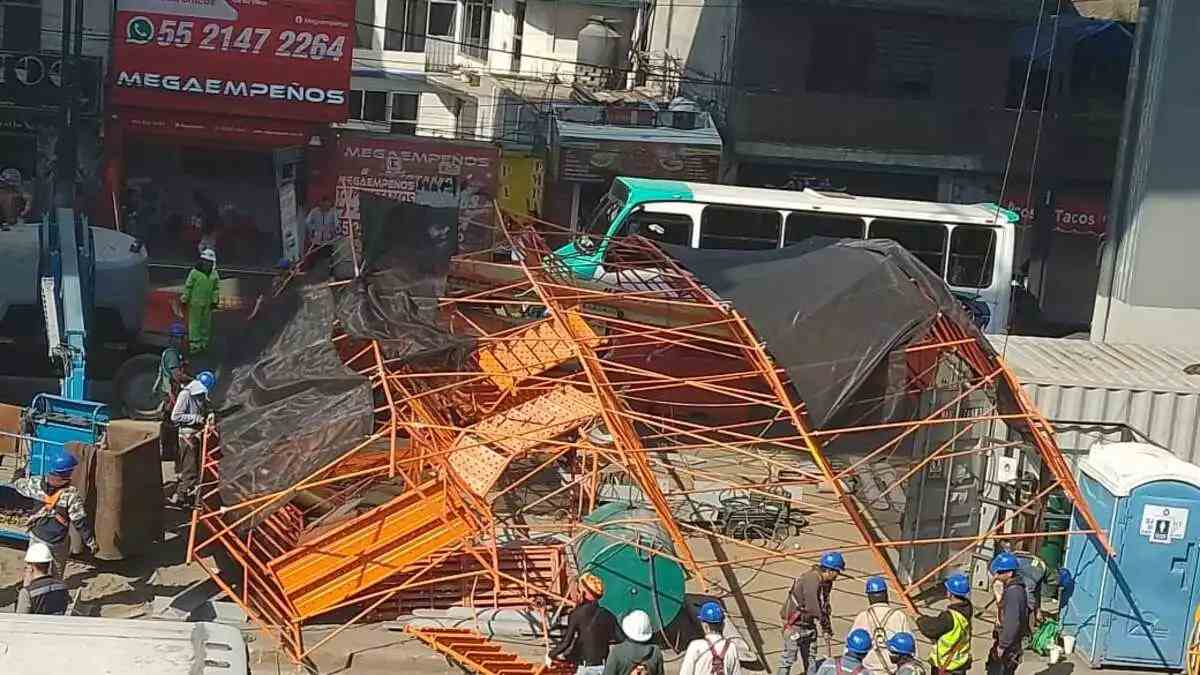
{"left": 186, "top": 205, "right": 1112, "bottom": 665}
{"left": 406, "top": 627, "right": 575, "bottom": 675}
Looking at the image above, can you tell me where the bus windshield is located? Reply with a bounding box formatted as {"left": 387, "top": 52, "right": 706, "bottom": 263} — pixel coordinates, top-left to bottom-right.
{"left": 584, "top": 182, "right": 629, "bottom": 236}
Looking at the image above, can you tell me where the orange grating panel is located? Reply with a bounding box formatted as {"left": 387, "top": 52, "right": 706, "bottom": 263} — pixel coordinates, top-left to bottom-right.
{"left": 477, "top": 312, "right": 598, "bottom": 391}
{"left": 447, "top": 385, "right": 599, "bottom": 496}
{"left": 270, "top": 483, "right": 476, "bottom": 619}
{"left": 406, "top": 627, "right": 575, "bottom": 675}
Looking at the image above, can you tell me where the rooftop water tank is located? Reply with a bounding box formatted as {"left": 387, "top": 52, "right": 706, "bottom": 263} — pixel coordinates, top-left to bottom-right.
{"left": 574, "top": 501, "right": 685, "bottom": 632}
{"left": 577, "top": 16, "right": 621, "bottom": 69}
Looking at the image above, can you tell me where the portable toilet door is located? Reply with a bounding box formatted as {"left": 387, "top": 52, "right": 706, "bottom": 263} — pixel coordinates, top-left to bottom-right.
{"left": 1063, "top": 442, "right": 1200, "bottom": 670}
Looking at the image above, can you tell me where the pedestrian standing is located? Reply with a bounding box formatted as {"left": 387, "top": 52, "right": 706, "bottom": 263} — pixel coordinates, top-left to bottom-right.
{"left": 777, "top": 551, "right": 844, "bottom": 675}
{"left": 603, "top": 610, "right": 663, "bottom": 675}
{"left": 9, "top": 452, "right": 96, "bottom": 578}
{"left": 180, "top": 249, "right": 219, "bottom": 356}
{"left": 851, "top": 577, "right": 916, "bottom": 674}
{"left": 679, "top": 601, "right": 740, "bottom": 675}
{"left": 15, "top": 542, "right": 69, "bottom": 615}
{"left": 986, "top": 553, "right": 1028, "bottom": 675}
{"left": 547, "top": 573, "right": 619, "bottom": 675}
{"left": 305, "top": 195, "right": 339, "bottom": 247}
{"left": 808, "top": 629, "right": 879, "bottom": 675}
{"left": 884, "top": 633, "right": 925, "bottom": 675}
{"left": 155, "top": 322, "right": 191, "bottom": 460}
{"left": 916, "top": 573, "right": 973, "bottom": 675}
{"left": 170, "top": 371, "right": 216, "bottom": 506}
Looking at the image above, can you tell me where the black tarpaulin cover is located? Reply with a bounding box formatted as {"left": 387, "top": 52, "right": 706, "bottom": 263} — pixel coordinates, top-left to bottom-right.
{"left": 215, "top": 285, "right": 375, "bottom": 509}
{"left": 662, "top": 238, "right": 992, "bottom": 429}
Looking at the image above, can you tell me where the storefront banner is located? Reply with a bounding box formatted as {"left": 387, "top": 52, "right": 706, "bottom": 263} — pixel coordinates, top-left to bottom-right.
{"left": 335, "top": 135, "right": 500, "bottom": 253}
{"left": 0, "top": 51, "right": 103, "bottom": 114}
{"left": 118, "top": 108, "right": 312, "bottom": 145}
{"left": 110, "top": 0, "right": 353, "bottom": 122}
{"left": 1004, "top": 193, "right": 1108, "bottom": 237}
{"left": 558, "top": 140, "right": 721, "bottom": 184}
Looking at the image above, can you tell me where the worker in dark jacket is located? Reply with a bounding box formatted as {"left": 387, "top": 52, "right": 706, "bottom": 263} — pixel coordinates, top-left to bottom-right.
{"left": 987, "top": 553, "right": 1028, "bottom": 675}
{"left": 777, "top": 551, "right": 844, "bottom": 675}
{"left": 548, "top": 573, "right": 619, "bottom": 674}
{"left": 916, "top": 573, "right": 972, "bottom": 675}
{"left": 885, "top": 633, "right": 924, "bottom": 675}
{"left": 604, "top": 610, "right": 663, "bottom": 675}
{"left": 15, "top": 541, "right": 69, "bottom": 615}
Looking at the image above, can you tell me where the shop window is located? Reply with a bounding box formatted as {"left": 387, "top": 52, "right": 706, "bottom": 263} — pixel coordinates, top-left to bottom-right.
{"left": 785, "top": 212, "right": 865, "bottom": 245}
{"left": 699, "top": 206, "right": 781, "bottom": 250}
{"left": 948, "top": 226, "right": 997, "bottom": 288}
{"left": 869, "top": 219, "right": 948, "bottom": 275}
{"left": 355, "top": 0, "right": 375, "bottom": 49}
{"left": 1, "top": 0, "right": 41, "bottom": 52}
{"left": 348, "top": 90, "right": 388, "bottom": 122}
{"left": 390, "top": 93, "right": 419, "bottom": 135}
{"left": 627, "top": 211, "right": 694, "bottom": 246}
{"left": 461, "top": 0, "right": 493, "bottom": 60}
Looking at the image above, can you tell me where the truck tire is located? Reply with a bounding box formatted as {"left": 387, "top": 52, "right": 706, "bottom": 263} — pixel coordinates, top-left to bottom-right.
{"left": 114, "top": 353, "right": 164, "bottom": 420}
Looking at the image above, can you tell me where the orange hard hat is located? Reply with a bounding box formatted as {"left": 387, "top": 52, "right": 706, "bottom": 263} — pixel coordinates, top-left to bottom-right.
{"left": 579, "top": 573, "right": 604, "bottom": 596}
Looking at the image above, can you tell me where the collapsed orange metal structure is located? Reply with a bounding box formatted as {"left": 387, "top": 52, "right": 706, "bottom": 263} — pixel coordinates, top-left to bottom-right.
{"left": 186, "top": 208, "right": 1110, "bottom": 665}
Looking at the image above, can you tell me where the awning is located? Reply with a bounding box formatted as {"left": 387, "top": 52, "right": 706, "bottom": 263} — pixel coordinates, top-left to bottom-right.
{"left": 115, "top": 107, "right": 317, "bottom": 147}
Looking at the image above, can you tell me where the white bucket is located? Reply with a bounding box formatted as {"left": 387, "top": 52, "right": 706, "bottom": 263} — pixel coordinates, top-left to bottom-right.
{"left": 1062, "top": 635, "right": 1076, "bottom": 655}
{"left": 1048, "top": 645, "right": 1063, "bottom": 664}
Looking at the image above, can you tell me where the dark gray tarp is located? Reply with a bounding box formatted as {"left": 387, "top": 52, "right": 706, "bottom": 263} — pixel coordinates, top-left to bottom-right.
{"left": 662, "top": 238, "right": 992, "bottom": 429}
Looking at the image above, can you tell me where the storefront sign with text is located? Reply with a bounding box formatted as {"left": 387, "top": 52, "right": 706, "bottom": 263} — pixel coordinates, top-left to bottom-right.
{"left": 557, "top": 140, "right": 721, "bottom": 184}
{"left": 335, "top": 135, "right": 500, "bottom": 252}
{"left": 110, "top": 0, "right": 353, "bottom": 122}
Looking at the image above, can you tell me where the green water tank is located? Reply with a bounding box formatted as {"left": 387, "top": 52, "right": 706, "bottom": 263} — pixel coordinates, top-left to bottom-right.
{"left": 574, "top": 502, "right": 686, "bottom": 631}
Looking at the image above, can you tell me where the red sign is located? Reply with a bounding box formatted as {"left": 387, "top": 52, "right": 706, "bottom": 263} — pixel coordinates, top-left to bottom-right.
{"left": 110, "top": 0, "right": 353, "bottom": 122}
{"left": 335, "top": 134, "right": 501, "bottom": 252}
{"left": 118, "top": 108, "right": 311, "bottom": 146}
{"left": 1004, "top": 192, "right": 1108, "bottom": 237}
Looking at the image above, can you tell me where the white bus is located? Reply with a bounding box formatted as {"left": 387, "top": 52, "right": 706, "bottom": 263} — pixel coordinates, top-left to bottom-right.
{"left": 563, "top": 177, "right": 1018, "bottom": 333}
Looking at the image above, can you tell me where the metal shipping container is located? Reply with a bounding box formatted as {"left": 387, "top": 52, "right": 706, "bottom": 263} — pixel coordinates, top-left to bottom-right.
{"left": 988, "top": 335, "right": 1200, "bottom": 463}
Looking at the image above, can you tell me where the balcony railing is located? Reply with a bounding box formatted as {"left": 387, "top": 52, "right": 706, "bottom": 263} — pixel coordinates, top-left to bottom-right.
{"left": 425, "top": 38, "right": 456, "bottom": 73}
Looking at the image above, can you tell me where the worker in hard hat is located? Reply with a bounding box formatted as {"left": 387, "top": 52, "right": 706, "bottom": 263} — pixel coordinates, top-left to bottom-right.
{"left": 15, "top": 541, "right": 69, "bottom": 615}
{"left": 170, "top": 370, "right": 217, "bottom": 506}
{"left": 180, "top": 248, "right": 219, "bottom": 356}
{"left": 884, "top": 633, "right": 923, "bottom": 675}
{"left": 547, "top": 573, "right": 619, "bottom": 674}
{"left": 603, "top": 610, "right": 663, "bottom": 675}
{"left": 851, "top": 576, "right": 916, "bottom": 674}
{"left": 986, "top": 553, "right": 1028, "bottom": 675}
{"left": 777, "top": 551, "right": 844, "bottom": 675}
{"left": 916, "top": 573, "right": 973, "bottom": 675}
{"left": 809, "top": 629, "right": 879, "bottom": 675}
{"left": 678, "top": 601, "right": 740, "bottom": 675}
{"left": 9, "top": 452, "right": 96, "bottom": 578}
{"left": 155, "top": 322, "right": 191, "bottom": 461}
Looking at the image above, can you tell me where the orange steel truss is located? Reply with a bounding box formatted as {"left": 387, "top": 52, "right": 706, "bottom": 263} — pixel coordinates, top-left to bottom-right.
{"left": 187, "top": 207, "right": 1111, "bottom": 664}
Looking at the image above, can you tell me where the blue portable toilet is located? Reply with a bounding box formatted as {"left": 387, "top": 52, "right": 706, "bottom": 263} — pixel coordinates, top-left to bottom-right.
{"left": 1062, "top": 442, "right": 1200, "bottom": 670}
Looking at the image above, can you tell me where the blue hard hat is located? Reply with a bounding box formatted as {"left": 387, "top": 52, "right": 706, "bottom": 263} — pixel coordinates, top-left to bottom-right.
{"left": 944, "top": 573, "right": 971, "bottom": 598}
{"left": 276, "top": 257, "right": 291, "bottom": 270}
{"left": 168, "top": 322, "right": 186, "bottom": 338}
{"left": 846, "top": 628, "right": 872, "bottom": 655}
{"left": 48, "top": 452, "right": 78, "bottom": 477}
{"left": 887, "top": 632, "right": 916, "bottom": 657}
{"left": 697, "top": 601, "right": 725, "bottom": 624}
{"left": 865, "top": 576, "right": 887, "bottom": 594}
{"left": 990, "top": 552, "right": 1020, "bottom": 574}
{"left": 819, "top": 551, "right": 846, "bottom": 572}
{"left": 1057, "top": 567, "right": 1074, "bottom": 588}
{"left": 196, "top": 370, "right": 217, "bottom": 391}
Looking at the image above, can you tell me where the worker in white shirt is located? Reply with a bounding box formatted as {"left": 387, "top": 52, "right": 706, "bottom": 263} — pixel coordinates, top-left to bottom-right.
{"left": 851, "top": 576, "right": 917, "bottom": 674}
{"left": 679, "top": 601, "right": 740, "bottom": 675}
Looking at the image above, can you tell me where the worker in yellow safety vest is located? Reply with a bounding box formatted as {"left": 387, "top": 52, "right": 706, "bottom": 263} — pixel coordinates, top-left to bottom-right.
{"left": 915, "top": 573, "right": 972, "bottom": 675}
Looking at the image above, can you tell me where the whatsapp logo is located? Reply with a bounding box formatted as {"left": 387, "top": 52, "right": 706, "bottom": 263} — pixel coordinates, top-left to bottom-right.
{"left": 126, "top": 16, "right": 154, "bottom": 44}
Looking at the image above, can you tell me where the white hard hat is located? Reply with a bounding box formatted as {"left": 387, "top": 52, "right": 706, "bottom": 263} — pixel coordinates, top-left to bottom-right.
{"left": 621, "top": 610, "right": 654, "bottom": 643}
{"left": 25, "top": 541, "right": 53, "bottom": 564}
{"left": 1, "top": 168, "right": 22, "bottom": 185}
{"left": 200, "top": 248, "right": 217, "bottom": 262}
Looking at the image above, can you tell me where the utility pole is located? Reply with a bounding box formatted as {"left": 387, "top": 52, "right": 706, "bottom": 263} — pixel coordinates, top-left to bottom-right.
{"left": 53, "top": 0, "right": 79, "bottom": 210}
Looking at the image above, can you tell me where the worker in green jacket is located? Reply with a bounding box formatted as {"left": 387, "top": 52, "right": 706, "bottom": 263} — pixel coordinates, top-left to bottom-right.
{"left": 181, "top": 248, "right": 219, "bottom": 355}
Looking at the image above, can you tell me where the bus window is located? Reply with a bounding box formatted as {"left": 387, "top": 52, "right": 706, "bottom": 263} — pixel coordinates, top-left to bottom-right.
{"left": 699, "top": 206, "right": 781, "bottom": 250}
{"left": 583, "top": 181, "right": 629, "bottom": 236}
{"left": 868, "top": 219, "right": 948, "bottom": 274}
{"left": 627, "top": 211, "right": 694, "bottom": 246}
{"left": 784, "top": 212, "right": 866, "bottom": 245}
{"left": 948, "top": 226, "right": 996, "bottom": 288}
